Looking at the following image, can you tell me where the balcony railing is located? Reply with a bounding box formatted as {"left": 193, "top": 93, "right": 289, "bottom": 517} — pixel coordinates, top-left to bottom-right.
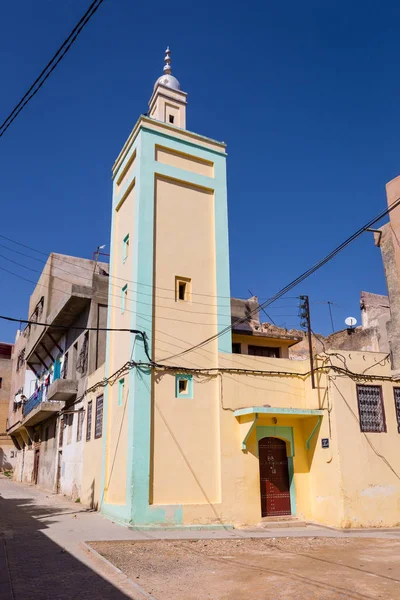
{"left": 23, "top": 389, "right": 43, "bottom": 418}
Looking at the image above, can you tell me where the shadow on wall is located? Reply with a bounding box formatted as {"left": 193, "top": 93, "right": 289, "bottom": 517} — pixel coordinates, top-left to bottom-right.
{"left": 89, "top": 478, "right": 99, "bottom": 511}
{"left": 0, "top": 494, "right": 130, "bottom": 599}
{"left": 0, "top": 448, "right": 13, "bottom": 471}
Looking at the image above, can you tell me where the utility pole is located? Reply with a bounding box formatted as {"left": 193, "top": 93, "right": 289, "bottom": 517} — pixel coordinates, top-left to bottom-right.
{"left": 327, "top": 301, "right": 335, "bottom": 334}
{"left": 299, "top": 295, "right": 315, "bottom": 389}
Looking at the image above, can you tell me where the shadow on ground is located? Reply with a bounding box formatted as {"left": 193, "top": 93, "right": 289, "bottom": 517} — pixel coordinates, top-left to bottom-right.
{"left": 0, "top": 495, "right": 129, "bottom": 599}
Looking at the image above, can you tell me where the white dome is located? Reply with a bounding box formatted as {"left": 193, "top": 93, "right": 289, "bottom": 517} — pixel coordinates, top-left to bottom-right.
{"left": 154, "top": 74, "right": 181, "bottom": 91}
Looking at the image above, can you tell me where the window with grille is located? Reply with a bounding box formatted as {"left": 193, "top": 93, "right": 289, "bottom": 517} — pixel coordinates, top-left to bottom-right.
{"left": 77, "top": 410, "right": 84, "bottom": 442}
{"left": 394, "top": 388, "right": 400, "bottom": 433}
{"left": 356, "top": 385, "right": 386, "bottom": 433}
{"left": 248, "top": 345, "right": 280, "bottom": 358}
{"left": 86, "top": 401, "right": 92, "bottom": 441}
{"left": 95, "top": 395, "right": 103, "bottom": 439}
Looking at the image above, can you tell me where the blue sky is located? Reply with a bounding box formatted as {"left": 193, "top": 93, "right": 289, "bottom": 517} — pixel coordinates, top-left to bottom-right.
{"left": 0, "top": 0, "right": 398, "bottom": 342}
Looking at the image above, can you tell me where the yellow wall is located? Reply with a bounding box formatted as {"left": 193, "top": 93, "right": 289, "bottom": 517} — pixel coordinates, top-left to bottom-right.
{"left": 103, "top": 182, "right": 135, "bottom": 505}
{"left": 81, "top": 364, "right": 105, "bottom": 509}
{"left": 329, "top": 352, "right": 400, "bottom": 527}
{"left": 151, "top": 174, "right": 221, "bottom": 506}
{"left": 155, "top": 145, "right": 214, "bottom": 178}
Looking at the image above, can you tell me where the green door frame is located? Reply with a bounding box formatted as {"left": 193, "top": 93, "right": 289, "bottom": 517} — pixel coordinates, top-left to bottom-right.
{"left": 256, "top": 426, "right": 296, "bottom": 517}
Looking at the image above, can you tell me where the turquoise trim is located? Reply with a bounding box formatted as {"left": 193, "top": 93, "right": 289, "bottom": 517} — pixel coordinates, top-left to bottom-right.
{"left": 256, "top": 426, "right": 295, "bottom": 457}
{"left": 306, "top": 416, "right": 322, "bottom": 450}
{"left": 234, "top": 407, "right": 324, "bottom": 418}
{"left": 100, "top": 135, "right": 140, "bottom": 522}
{"left": 102, "top": 122, "right": 231, "bottom": 527}
{"left": 121, "top": 284, "right": 127, "bottom": 313}
{"left": 175, "top": 374, "right": 193, "bottom": 399}
{"left": 288, "top": 456, "right": 296, "bottom": 516}
{"left": 141, "top": 124, "right": 227, "bottom": 157}
{"left": 257, "top": 425, "right": 297, "bottom": 516}
{"left": 122, "top": 234, "right": 129, "bottom": 263}
{"left": 241, "top": 414, "right": 258, "bottom": 450}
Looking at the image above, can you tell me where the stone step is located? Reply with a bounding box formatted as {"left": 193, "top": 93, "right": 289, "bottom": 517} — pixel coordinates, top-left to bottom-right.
{"left": 259, "top": 517, "right": 307, "bottom": 528}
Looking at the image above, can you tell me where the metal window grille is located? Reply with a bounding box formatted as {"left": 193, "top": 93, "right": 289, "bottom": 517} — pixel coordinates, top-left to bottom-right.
{"left": 394, "top": 388, "right": 400, "bottom": 433}
{"left": 95, "top": 395, "right": 103, "bottom": 439}
{"left": 77, "top": 410, "right": 84, "bottom": 442}
{"left": 76, "top": 333, "right": 89, "bottom": 376}
{"left": 61, "top": 352, "right": 69, "bottom": 379}
{"left": 86, "top": 401, "right": 92, "bottom": 441}
{"left": 356, "top": 385, "right": 386, "bottom": 433}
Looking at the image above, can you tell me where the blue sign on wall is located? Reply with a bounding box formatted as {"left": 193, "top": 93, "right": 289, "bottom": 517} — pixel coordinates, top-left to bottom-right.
{"left": 321, "top": 438, "right": 329, "bottom": 449}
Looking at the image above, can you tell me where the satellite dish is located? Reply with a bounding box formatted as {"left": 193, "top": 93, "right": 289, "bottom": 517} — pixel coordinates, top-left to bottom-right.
{"left": 345, "top": 316, "right": 357, "bottom": 328}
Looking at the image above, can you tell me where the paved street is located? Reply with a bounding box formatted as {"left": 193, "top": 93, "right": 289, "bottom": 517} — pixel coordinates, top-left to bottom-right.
{"left": 2, "top": 476, "right": 400, "bottom": 599}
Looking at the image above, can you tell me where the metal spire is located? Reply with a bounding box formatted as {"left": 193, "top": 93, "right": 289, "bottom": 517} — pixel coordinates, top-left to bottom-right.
{"left": 163, "top": 46, "right": 172, "bottom": 75}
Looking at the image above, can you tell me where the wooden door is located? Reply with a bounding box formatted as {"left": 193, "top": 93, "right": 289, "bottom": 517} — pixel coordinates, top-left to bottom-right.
{"left": 258, "top": 437, "right": 291, "bottom": 517}
{"left": 33, "top": 449, "right": 40, "bottom": 485}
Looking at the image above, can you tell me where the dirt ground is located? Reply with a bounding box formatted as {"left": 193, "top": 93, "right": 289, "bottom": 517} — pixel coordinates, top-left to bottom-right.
{"left": 90, "top": 537, "right": 400, "bottom": 600}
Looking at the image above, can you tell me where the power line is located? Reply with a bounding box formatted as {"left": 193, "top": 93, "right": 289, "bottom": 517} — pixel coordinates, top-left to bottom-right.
{"left": 159, "top": 196, "right": 400, "bottom": 362}
{"left": 0, "top": 313, "right": 153, "bottom": 363}
{"left": 0, "top": 0, "right": 105, "bottom": 138}
{"left": 0, "top": 231, "right": 296, "bottom": 303}
{"left": 0, "top": 250, "right": 295, "bottom": 327}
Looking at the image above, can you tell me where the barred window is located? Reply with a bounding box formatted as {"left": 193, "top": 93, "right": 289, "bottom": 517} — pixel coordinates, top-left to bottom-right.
{"left": 86, "top": 401, "right": 92, "bottom": 441}
{"left": 356, "top": 385, "right": 386, "bottom": 433}
{"left": 95, "top": 395, "right": 103, "bottom": 439}
{"left": 77, "top": 410, "right": 85, "bottom": 442}
{"left": 394, "top": 388, "right": 400, "bottom": 433}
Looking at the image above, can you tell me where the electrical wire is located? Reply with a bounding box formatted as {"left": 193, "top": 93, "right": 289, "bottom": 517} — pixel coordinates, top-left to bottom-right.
{"left": 0, "top": 231, "right": 296, "bottom": 303}
{"left": 0, "top": 252, "right": 296, "bottom": 326}
{"left": 0, "top": 0, "right": 105, "bottom": 138}
{"left": 159, "top": 196, "right": 400, "bottom": 362}
{"left": 0, "top": 314, "right": 153, "bottom": 363}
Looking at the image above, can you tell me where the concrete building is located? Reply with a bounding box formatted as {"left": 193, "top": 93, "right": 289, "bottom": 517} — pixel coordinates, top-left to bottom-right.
{"left": 7, "top": 253, "right": 108, "bottom": 500}
{"left": 374, "top": 176, "right": 400, "bottom": 377}
{"left": 76, "top": 48, "right": 400, "bottom": 529}
{"left": 0, "top": 343, "right": 17, "bottom": 470}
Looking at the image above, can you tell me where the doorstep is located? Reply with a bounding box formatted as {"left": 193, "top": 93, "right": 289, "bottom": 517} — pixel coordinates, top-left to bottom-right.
{"left": 258, "top": 516, "right": 307, "bottom": 529}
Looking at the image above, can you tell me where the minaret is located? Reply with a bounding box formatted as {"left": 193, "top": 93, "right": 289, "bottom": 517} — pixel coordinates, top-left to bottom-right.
{"left": 148, "top": 47, "right": 187, "bottom": 129}
{"left": 102, "top": 48, "right": 230, "bottom": 526}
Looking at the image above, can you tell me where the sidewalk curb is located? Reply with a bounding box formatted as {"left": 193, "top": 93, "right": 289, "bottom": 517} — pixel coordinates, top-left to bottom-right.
{"left": 81, "top": 542, "right": 159, "bottom": 600}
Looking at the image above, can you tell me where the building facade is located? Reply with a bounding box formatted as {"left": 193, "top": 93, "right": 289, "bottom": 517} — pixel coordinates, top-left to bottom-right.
{"left": 0, "top": 343, "right": 17, "bottom": 470}
{"left": 80, "top": 49, "right": 400, "bottom": 529}
{"left": 7, "top": 253, "right": 108, "bottom": 500}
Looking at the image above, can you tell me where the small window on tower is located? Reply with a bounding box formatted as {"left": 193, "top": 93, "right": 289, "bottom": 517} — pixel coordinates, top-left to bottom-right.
{"left": 175, "top": 374, "right": 193, "bottom": 399}
{"left": 179, "top": 379, "right": 188, "bottom": 394}
{"left": 179, "top": 282, "right": 186, "bottom": 300}
{"left": 175, "top": 277, "right": 191, "bottom": 302}
{"left": 169, "top": 115, "right": 175, "bottom": 124}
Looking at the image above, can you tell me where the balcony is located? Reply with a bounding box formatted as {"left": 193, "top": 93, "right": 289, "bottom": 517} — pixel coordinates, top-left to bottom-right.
{"left": 22, "top": 388, "right": 64, "bottom": 427}
{"left": 47, "top": 378, "right": 78, "bottom": 402}
{"left": 25, "top": 287, "right": 92, "bottom": 370}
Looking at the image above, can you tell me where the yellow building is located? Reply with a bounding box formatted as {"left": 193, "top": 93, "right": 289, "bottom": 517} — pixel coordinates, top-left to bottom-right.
{"left": 81, "top": 49, "right": 400, "bottom": 529}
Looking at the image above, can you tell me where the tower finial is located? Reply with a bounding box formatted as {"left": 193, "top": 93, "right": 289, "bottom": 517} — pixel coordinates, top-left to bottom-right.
{"left": 163, "top": 46, "right": 172, "bottom": 75}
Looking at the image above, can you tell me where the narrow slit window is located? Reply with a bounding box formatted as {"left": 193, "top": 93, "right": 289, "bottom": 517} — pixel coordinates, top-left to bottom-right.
{"left": 123, "top": 234, "right": 129, "bottom": 263}
{"left": 169, "top": 115, "right": 174, "bottom": 124}
{"left": 175, "top": 277, "right": 191, "bottom": 302}
{"left": 179, "top": 282, "right": 186, "bottom": 301}
{"left": 118, "top": 378, "right": 125, "bottom": 406}
{"left": 121, "top": 284, "right": 128, "bottom": 313}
